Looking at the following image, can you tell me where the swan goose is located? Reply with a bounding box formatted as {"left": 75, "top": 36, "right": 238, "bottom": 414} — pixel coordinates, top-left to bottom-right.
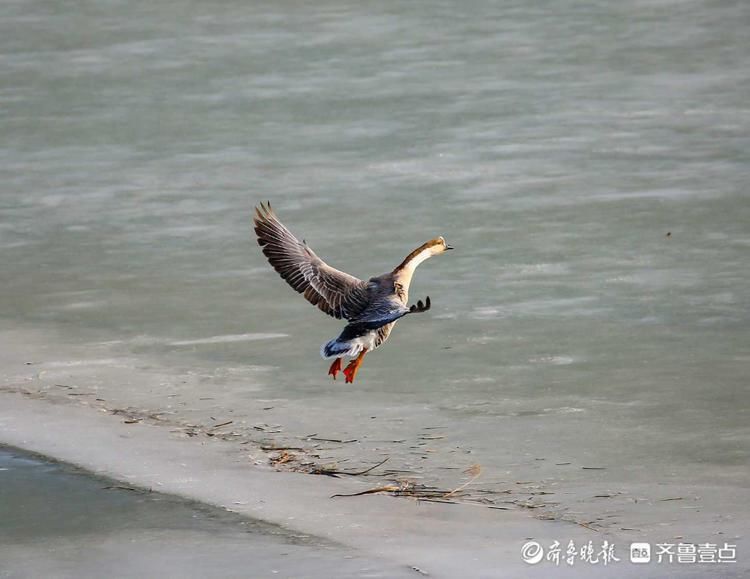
{"left": 253, "top": 202, "right": 452, "bottom": 383}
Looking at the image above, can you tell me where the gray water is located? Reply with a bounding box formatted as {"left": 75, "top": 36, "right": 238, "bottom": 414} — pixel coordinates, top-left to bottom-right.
{"left": 0, "top": 446, "right": 413, "bottom": 578}
{"left": 1, "top": 0, "right": 749, "bottom": 534}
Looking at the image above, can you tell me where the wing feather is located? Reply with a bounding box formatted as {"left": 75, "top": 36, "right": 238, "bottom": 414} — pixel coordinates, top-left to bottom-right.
{"left": 354, "top": 302, "right": 410, "bottom": 329}
{"left": 254, "top": 202, "right": 370, "bottom": 320}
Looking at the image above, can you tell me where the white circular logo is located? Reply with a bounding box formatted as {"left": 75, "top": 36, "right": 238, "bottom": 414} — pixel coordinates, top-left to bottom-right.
{"left": 521, "top": 541, "right": 544, "bottom": 565}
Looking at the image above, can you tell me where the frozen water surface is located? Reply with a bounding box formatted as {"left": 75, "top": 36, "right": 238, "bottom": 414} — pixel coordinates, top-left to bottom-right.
{"left": 0, "top": 0, "right": 748, "bottom": 570}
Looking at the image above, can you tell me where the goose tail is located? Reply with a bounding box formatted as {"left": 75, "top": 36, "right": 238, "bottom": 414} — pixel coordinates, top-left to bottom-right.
{"left": 321, "top": 337, "right": 364, "bottom": 359}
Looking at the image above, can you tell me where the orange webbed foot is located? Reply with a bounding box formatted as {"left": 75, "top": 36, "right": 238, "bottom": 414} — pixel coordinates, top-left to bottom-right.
{"left": 343, "top": 363, "right": 356, "bottom": 383}
{"left": 328, "top": 358, "right": 342, "bottom": 380}
{"left": 342, "top": 349, "right": 367, "bottom": 384}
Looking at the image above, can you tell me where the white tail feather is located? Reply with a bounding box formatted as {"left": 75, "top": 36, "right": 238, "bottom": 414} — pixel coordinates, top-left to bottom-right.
{"left": 321, "top": 338, "right": 364, "bottom": 359}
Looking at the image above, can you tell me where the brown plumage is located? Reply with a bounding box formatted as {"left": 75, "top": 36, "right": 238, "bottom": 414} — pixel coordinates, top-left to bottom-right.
{"left": 253, "top": 201, "right": 452, "bottom": 383}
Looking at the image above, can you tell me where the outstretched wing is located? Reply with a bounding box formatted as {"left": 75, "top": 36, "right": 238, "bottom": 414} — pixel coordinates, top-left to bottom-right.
{"left": 254, "top": 202, "right": 370, "bottom": 320}
{"left": 331, "top": 296, "right": 431, "bottom": 354}
{"left": 353, "top": 296, "right": 431, "bottom": 330}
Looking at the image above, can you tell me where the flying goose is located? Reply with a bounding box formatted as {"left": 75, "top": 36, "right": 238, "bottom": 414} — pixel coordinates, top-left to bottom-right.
{"left": 253, "top": 202, "right": 453, "bottom": 383}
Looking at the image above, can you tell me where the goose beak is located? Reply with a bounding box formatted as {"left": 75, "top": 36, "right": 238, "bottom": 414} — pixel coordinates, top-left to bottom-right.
{"left": 445, "top": 244, "right": 454, "bottom": 251}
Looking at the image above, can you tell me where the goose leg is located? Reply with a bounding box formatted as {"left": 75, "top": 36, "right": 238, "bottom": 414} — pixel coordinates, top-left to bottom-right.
{"left": 327, "top": 357, "right": 343, "bottom": 380}
{"left": 343, "top": 349, "right": 368, "bottom": 384}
